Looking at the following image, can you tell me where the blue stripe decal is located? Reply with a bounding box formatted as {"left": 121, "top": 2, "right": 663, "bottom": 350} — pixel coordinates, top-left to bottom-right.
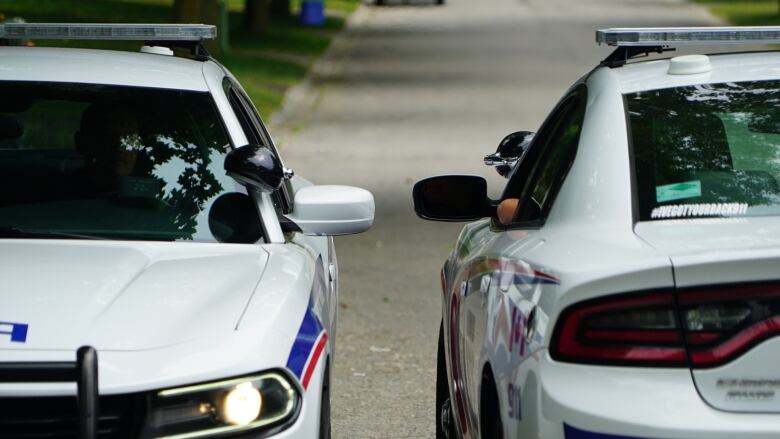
{"left": 286, "top": 257, "right": 327, "bottom": 379}
{"left": 564, "top": 424, "right": 657, "bottom": 439}
{"left": 286, "top": 304, "right": 324, "bottom": 379}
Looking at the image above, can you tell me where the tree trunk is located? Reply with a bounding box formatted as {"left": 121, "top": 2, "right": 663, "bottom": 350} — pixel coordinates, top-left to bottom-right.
{"left": 244, "top": 0, "right": 271, "bottom": 32}
{"left": 173, "top": 0, "right": 218, "bottom": 24}
{"left": 270, "top": 0, "right": 291, "bottom": 19}
{"left": 172, "top": 0, "right": 221, "bottom": 55}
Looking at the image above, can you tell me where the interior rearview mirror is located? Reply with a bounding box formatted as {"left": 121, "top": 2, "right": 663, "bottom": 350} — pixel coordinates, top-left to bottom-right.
{"left": 412, "top": 175, "right": 492, "bottom": 221}
{"left": 208, "top": 192, "right": 263, "bottom": 243}
{"left": 224, "top": 144, "right": 284, "bottom": 193}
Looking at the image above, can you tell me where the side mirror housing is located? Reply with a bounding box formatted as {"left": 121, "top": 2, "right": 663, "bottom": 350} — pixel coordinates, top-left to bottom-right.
{"left": 225, "top": 144, "right": 284, "bottom": 193}
{"left": 413, "top": 175, "right": 492, "bottom": 221}
{"left": 484, "top": 131, "right": 534, "bottom": 178}
{"left": 287, "top": 185, "right": 374, "bottom": 235}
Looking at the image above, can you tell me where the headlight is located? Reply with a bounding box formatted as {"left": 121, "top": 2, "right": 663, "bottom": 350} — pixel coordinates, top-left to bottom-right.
{"left": 145, "top": 371, "right": 301, "bottom": 438}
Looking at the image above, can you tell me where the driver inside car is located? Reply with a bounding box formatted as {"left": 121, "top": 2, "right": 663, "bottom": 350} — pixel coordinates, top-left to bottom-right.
{"left": 497, "top": 197, "right": 520, "bottom": 226}
{"left": 75, "top": 103, "right": 141, "bottom": 194}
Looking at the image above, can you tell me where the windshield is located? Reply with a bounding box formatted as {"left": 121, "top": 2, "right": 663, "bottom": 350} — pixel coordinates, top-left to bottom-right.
{"left": 627, "top": 80, "right": 780, "bottom": 221}
{"left": 0, "top": 81, "right": 242, "bottom": 241}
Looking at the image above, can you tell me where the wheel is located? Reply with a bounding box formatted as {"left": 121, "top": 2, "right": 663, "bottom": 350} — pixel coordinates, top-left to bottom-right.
{"left": 436, "top": 0, "right": 445, "bottom": 5}
{"left": 319, "top": 362, "right": 331, "bottom": 439}
{"left": 376, "top": 0, "right": 386, "bottom": 5}
{"left": 436, "top": 323, "right": 456, "bottom": 439}
{"left": 480, "top": 368, "right": 504, "bottom": 439}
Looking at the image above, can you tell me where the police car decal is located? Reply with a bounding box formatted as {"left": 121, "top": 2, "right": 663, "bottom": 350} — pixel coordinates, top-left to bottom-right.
{"left": 463, "top": 257, "right": 559, "bottom": 287}
{"left": 286, "top": 302, "right": 328, "bottom": 390}
{"left": 0, "top": 321, "right": 28, "bottom": 343}
{"left": 287, "top": 259, "right": 329, "bottom": 390}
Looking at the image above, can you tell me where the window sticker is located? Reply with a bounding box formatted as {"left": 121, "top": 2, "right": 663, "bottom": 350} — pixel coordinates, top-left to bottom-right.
{"left": 650, "top": 203, "right": 748, "bottom": 219}
{"left": 656, "top": 180, "right": 702, "bottom": 203}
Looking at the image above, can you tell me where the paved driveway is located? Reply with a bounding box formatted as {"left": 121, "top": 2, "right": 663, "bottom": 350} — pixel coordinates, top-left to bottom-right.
{"left": 274, "top": 0, "right": 720, "bottom": 437}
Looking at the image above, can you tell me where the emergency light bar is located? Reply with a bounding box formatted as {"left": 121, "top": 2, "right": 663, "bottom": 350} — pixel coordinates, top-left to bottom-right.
{"left": 597, "top": 26, "right": 780, "bottom": 47}
{"left": 0, "top": 23, "right": 216, "bottom": 41}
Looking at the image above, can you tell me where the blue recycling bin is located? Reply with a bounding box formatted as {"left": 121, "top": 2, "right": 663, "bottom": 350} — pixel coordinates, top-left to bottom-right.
{"left": 300, "top": 0, "right": 325, "bottom": 26}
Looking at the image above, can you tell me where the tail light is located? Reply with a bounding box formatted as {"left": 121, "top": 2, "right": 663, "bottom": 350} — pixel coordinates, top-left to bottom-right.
{"left": 551, "top": 283, "right": 780, "bottom": 368}
{"left": 679, "top": 283, "right": 780, "bottom": 368}
{"left": 550, "top": 291, "right": 686, "bottom": 366}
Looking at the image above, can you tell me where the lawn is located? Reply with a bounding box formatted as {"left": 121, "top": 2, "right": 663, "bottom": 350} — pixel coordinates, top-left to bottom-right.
{"left": 0, "top": 0, "right": 361, "bottom": 116}
{"left": 693, "top": 0, "right": 780, "bottom": 26}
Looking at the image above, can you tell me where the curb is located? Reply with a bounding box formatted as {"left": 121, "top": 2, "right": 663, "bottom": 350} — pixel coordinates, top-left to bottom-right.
{"left": 269, "top": 4, "right": 373, "bottom": 148}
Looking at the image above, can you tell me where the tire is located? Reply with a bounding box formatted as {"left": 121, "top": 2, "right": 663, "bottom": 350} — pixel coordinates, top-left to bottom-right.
{"left": 436, "top": 323, "right": 456, "bottom": 439}
{"left": 436, "top": 0, "right": 445, "bottom": 5}
{"left": 319, "top": 362, "right": 331, "bottom": 439}
{"left": 480, "top": 368, "right": 504, "bottom": 439}
{"left": 376, "top": 0, "right": 386, "bottom": 5}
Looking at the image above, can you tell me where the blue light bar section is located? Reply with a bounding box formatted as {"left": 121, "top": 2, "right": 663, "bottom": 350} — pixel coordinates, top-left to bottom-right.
{"left": 597, "top": 26, "right": 780, "bottom": 47}
{"left": 0, "top": 23, "right": 216, "bottom": 41}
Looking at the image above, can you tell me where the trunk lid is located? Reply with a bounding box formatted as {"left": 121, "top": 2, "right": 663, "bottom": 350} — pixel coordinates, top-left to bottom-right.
{"left": 636, "top": 218, "right": 780, "bottom": 413}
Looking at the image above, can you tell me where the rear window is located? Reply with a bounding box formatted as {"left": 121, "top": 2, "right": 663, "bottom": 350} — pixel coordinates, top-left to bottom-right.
{"left": 627, "top": 80, "right": 780, "bottom": 220}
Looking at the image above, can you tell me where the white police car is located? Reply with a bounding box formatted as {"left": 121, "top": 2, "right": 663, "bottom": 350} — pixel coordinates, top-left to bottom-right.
{"left": 414, "top": 27, "right": 780, "bottom": 439}
{"left": 0, "top": 23, "right": 374, "bottom": 438}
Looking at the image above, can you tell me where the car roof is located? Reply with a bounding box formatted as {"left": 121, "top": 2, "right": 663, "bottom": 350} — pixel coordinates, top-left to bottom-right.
{"left": 607, "top": 51, "right": 780, "bottom": 94}
{"left": 0, "top": 46, "right": 210, "bottom": 91}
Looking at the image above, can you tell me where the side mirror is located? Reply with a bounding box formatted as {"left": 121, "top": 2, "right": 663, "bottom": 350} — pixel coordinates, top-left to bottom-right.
{"left": 484, "top": 131, "right": 534, "bottom": 178}
{"left": 225, "top": 144, "right": 284, "bottom": 193}
{"left": 413, "top": 175, "right": 492, "bottom": 221}
{"left": 286, "top": 185, "right": 374, "bottom": 235}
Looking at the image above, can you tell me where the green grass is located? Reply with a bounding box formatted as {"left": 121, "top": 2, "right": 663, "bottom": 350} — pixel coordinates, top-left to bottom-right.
{"left": 0, "top": 0, "right": 360, "bottom": 116}
{"left": 693, "top": 0, "right": 780, "bottom": 26}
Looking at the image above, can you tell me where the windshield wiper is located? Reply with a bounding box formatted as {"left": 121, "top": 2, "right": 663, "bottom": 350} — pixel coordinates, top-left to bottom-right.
{"left": 0, "top": 226, "right": 105, "bottom": 240}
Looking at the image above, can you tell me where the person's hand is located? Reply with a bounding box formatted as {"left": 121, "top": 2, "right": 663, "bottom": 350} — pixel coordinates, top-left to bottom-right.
{"left": 497, "top": 198, "right": 520, "bottom": 225}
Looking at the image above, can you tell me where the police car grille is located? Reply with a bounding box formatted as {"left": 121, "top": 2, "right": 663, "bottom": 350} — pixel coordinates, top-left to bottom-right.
{"left": 0, "top": 395, "right": 142, "bottom": 438}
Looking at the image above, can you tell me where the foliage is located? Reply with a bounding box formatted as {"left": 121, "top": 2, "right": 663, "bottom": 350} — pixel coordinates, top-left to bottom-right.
{"left": 0, "top": 0, "right": 360, "bottom": 116}
{"left": 692, "top": 0, "right": 780, "bottom": 26}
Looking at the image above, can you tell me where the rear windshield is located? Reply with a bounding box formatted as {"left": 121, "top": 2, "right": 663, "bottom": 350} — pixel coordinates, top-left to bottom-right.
{"left": 627, "top": 80, "right": 780, "bottom": 221}
{"left": 0, "top": 81, "right": 239, "bottom": 241}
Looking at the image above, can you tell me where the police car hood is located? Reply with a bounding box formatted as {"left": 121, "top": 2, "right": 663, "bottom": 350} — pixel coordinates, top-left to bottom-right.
{"left": 0, "top": 240, "right": 267, "bottom": 351}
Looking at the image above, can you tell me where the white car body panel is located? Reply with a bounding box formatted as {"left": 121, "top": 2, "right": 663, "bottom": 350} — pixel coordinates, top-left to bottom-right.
{"left": 0, "top": 47, "right": 208, "bottom": 91}
{"left": 538, "top": 354, "right": 780, "bottom": 438}
{"left": 615, "top": 51, "right": 780, "bottom": 94}
{"left": 0, "top": 240, "right": 268, "bottom": 352}
{"left": 437, "top": 50, "right": 780, "bottom": 439}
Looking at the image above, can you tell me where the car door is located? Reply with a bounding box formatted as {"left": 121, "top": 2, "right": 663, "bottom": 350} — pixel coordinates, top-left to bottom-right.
{"left": 455, "top": 86, "right": 587, "bottom": 437}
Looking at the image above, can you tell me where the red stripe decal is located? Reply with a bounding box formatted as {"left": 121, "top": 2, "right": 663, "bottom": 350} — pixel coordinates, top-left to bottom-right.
{"left": 302, "top": 331, "right": 328, "bottom": 390}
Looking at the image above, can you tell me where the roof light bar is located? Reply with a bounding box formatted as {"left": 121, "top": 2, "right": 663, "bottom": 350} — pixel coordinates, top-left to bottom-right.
{"left": 597, "top": 26, "right": 780, "bottom": 47}
{"left": 0, "top": 23, "right": 216, "bottom": 41}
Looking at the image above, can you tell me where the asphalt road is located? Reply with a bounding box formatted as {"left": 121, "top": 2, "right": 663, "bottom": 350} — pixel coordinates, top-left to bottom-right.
{"left": 274, "top": 0, "right": 720, "bottom": 437}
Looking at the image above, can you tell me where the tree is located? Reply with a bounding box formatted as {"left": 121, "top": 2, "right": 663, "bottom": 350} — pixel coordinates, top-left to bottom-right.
{"left": 173, "top": 0, "right": 220, "bottom": 54}
{"left": 270, "top": 0, "right": 291, "bottom": 18}
{"left": 173, "top": 0, "right": 219, "bottom": 25}
{"left": 244, "top": 0, "right": 290, "bottom": 32}
{"left": 244, "top": 0, "right": 271, "bottom": 32}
